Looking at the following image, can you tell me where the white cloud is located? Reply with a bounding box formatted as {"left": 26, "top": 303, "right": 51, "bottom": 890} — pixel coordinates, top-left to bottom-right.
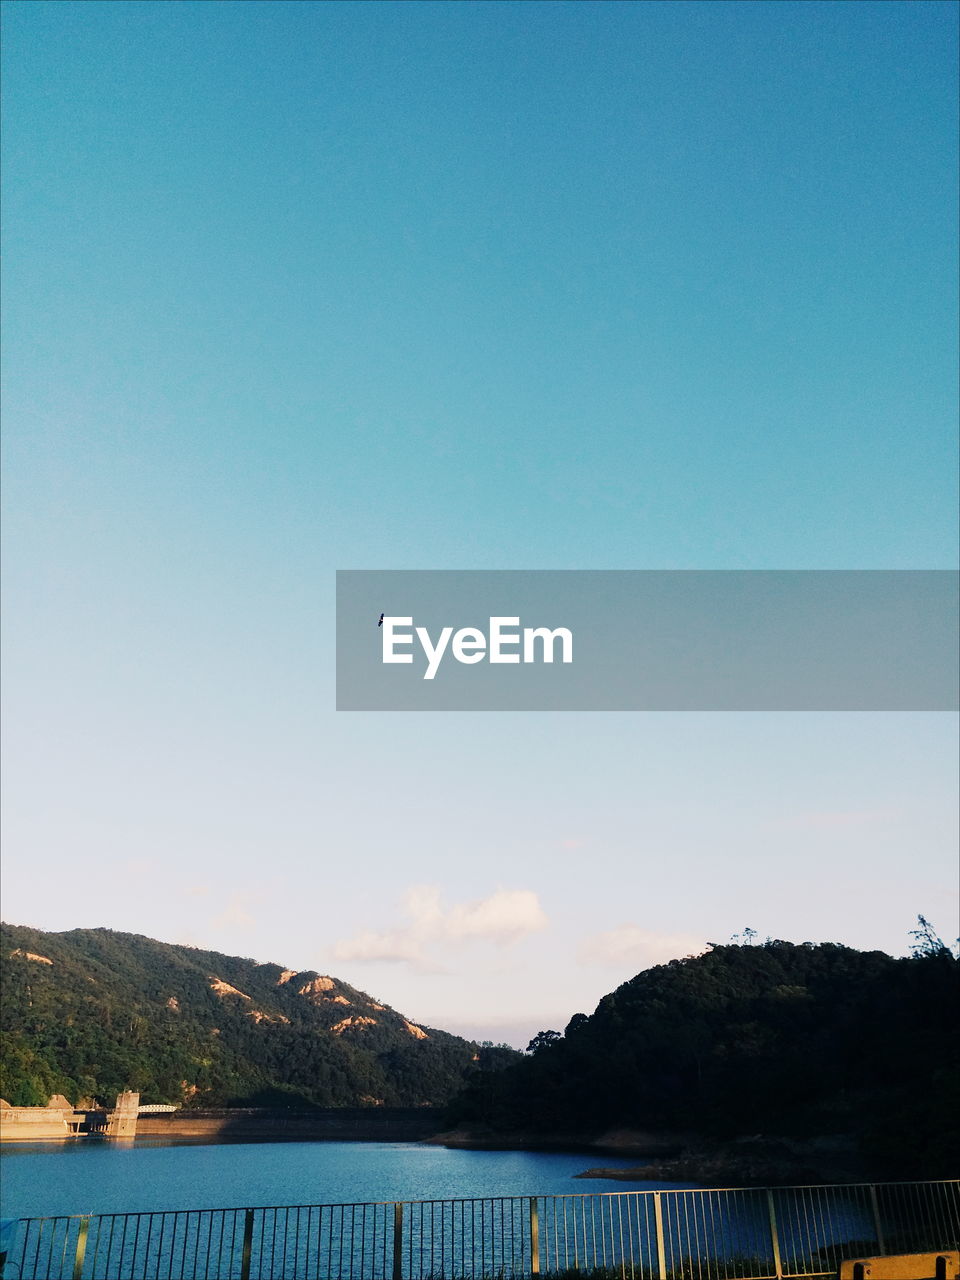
{"left": 333, "top": 885, "right": 548, "bottom": 970}
{"left": 446, "top": 888, "right": 547, "bottom": 943}
{"left": 578, "top": 925, "right": 705, "bottom": 972}
{"left": 331, "top": 928, "right": 432, "bottom": 969}
{"left": 208, "top": 894, "right": 257, "bottom": 932}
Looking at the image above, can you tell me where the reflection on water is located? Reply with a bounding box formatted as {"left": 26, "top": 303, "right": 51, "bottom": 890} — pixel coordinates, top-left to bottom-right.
{"left": 0, "top": 1139, "right": 697, "bottom": 1221}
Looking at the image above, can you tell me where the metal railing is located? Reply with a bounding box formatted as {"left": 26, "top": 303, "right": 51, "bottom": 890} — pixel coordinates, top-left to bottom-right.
{"left": 4, "top": 1180, "right": 957, "bottom": 1280}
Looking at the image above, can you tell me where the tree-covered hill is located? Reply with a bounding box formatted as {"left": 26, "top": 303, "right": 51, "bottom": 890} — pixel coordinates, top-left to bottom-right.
{"left": 0, "top": 923, "right": 512, "bottom": 1109}
{"left": 446, "top": 937, "right": 959, "bottom": 1178}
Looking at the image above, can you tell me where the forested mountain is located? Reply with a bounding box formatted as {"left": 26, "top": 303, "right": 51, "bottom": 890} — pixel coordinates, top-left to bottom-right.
{"left": 446, "top": 937, "right": 960, "bottom": 1178}
{"left": 0, "top": 924, "right": 507, "bottom": 1109}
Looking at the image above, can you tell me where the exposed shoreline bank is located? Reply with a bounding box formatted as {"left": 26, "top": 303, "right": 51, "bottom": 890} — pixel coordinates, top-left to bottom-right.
{"left": 1, "top": 1109, "right": 865, "bottom": 1184}
{"left": 135, "top": 1107, "right": 443, "bottom": 1143}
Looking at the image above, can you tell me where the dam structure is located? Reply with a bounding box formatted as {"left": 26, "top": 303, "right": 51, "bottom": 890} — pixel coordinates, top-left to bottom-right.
{"left": 0, "top": 1091, "right": 141, "bottom": 1142}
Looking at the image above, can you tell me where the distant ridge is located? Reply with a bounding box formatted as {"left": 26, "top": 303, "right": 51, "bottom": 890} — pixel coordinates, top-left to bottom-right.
{"left": 0, "top": 923, "right": 510, "bottom": 1109}
{"left": 445, "top": 936, "right": 960, "bottom": 1180}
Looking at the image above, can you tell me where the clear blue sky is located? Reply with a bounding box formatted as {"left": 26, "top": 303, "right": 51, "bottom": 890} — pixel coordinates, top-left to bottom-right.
{"left": 2, "top": 0, "right": 957, "bottom": 1045}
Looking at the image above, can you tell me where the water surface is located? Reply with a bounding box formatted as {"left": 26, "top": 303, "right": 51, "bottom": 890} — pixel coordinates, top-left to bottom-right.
{"left": 0, "top": 1140, "right": 697, "bottom": 1221}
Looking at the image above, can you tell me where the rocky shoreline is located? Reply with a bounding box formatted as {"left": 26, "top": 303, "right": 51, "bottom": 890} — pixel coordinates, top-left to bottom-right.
{"left": 431, "top": 1126, "right": 866, "bottom": 1185}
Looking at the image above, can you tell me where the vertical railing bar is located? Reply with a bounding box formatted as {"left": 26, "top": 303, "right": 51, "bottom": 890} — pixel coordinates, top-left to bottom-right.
{"left": 199, "top": 1211, "right": 209, "bottom": 1280}
{"left": 742, "top": 1182, "right": 757, "bottom": 1274}
{"left": 115, "top": 1211, "right": 129, "bottom": 1280}
{"left": 563, "top": 1194, "right": 570, "bottom": 1270}
{"left": 177, "top": 1212, "right": 189, "bottom": 1280}
{"left": 167, "top": 1208, "right": 177, "bottom": 1280}
{"left": 55, "top": 1218, "right": 68, "bottom": 1280}
{"left": 470, "top": 1197, "right": 476, "bottom": 1279}
{"left": 328, "top": 1203, "right": 335, "bottom": 1280}
{"left": 52, "top": 1217, "right": 63, "bottom": 1279}
{"left": 222, "top": 1208, "right": 231, "bottom": 1280}
{"left": 507, "top": 1197, "right": 512, "bottom": 1279}
{"left": 573, "top": 1194, "right": 581, "bottom": 1273}
{"left": 360, "top": 1203, "right": 367, "bottom": 1280}
{"left": 219, "top": 1208, "right": 228, "bottom": 1280}
{"left": 868, "top": 1186, "right": 886, "bottom": 1257}
{"left": 788, "top": 1188, "right": 800, "bottom": 1278}
{"left": 186, "top": 1213, "right": 198, "bottom": 1280}
{"left": 240, "top": 1210, "right": 252, "bottom": 1280}
{"left": 603, "top": 1193, "right": 613, "bottom": 1271}
{"left": 87, "top": 1216, "right": 103, "bottom": 1279}
{"left": 624, "top": 1192, "right": 632, "bottom": 1274}
{"left": 392, "top": 1202, "right": 402, "bottom": 1280}
{"left": 553, "top": 1193, "right": 560, "bottom": 1273}
{"left": 767, "top": 1189, "right": 784, "bottom": 1280}
{"left": 923, "top": 1181, "right": 938, "bottom": 1249}
{"left": 27, "top": 1217, "right": 44, "bottom": 1280}
{"left": 153, "top": 1211, "right": 166, "bottom": 1280}
{"left": 927, "top": 1180, "right": 943, "bottom": 1247}
{"left": 654, "top": 1192, "right": 668, "bottom": 1280}
{"left": 807, "top": 1188, "right": 821, "bottom": 1276}
{"left": 131, "top": 1213, "right": 146, "bottom": 1280}
{"left": 355, "top": 1201, "right": 360, "bottom": 1280}
{"left": 727, "top": 1189, "right": 736, "bottom": 1280}
{"left": 801, "top": 1186, "right": 815, "bottom": 1276}
{"left": 909, "top": 1180, "right": 921, "bottom": 1251}
{"left": 821, "top": 1186, "right": 834, "bottom": 1273}
{"left": 219, "top": 1209, "right": 228, "bottom": 1280}
{"left": 743, "top": 1189, "right": 754, "bottom": 1280}
{"left": 705, "top": 1185, "right": 718, "bottom": 1280}
{"left": 824, "top": 1187, "right": 838, "bottom": 1275}
{"left": 504, "top": 1192, "right": 512, "bottom": 1274}
{"left": 165, "top": 1212, "right": 177, "bottom": 1280}
{"left": 344, "top": 1204, "right": 350, "bottom": 1280}
{"left": 508, "top": 1197, "right": 514, "bottom": 1278}
{"left": 629, "top": 1191, "right": 638, "bottom": 1280}
{"left": 72, "top": 1215, "right": 90, "bottom": 1280}
{"left": 415, "top": 1201, "right": 421, "bottom": 1279}
{"left": 148, "top": 1213, "right": 158, "bottom": 1280}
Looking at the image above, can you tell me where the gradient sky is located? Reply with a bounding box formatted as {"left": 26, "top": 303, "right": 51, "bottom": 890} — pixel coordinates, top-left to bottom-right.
{"left": 2, "top": 0, "right": 957, "bottom": 1047}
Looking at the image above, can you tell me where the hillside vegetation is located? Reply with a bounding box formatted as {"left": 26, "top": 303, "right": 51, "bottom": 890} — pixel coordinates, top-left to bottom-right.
{"left": 0, "top": 924, "right": 504, "bottom": 1109}
{"left": 446, "top": 937, "right": 959, "bottom": 1178}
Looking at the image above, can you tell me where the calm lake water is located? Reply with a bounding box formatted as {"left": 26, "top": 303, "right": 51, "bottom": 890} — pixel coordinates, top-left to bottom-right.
{"left": 0, "top": 1140, "right": 698, "bottom": 1222}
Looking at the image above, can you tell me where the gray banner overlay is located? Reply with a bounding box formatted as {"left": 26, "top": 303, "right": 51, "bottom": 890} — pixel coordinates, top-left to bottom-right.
{"left": 336, "top": 571, "right": 959, "bottom": 711}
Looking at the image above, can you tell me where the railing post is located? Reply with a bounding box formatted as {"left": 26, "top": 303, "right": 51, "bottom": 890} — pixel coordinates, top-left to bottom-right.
{"left": 653, "top": 1192, "right": 667, "bottom": 1280}
{"left": 530, "top": 1197, "right": 540, "bottom": 1276}
{"left": 240, "top": 1209, "right": 254, "bottom": 1280}
{"left": 392, "top": 1202, "right": 403, "bottom": 1280}
{"left": 766, "top": 1190, "right": 784, "bottom": 1280}
{"left": 72, "top": 1217, "right": 90, "bottom": 1280}
{"left": 869, "top": 1186, "right": 886, "bottom": 1255}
